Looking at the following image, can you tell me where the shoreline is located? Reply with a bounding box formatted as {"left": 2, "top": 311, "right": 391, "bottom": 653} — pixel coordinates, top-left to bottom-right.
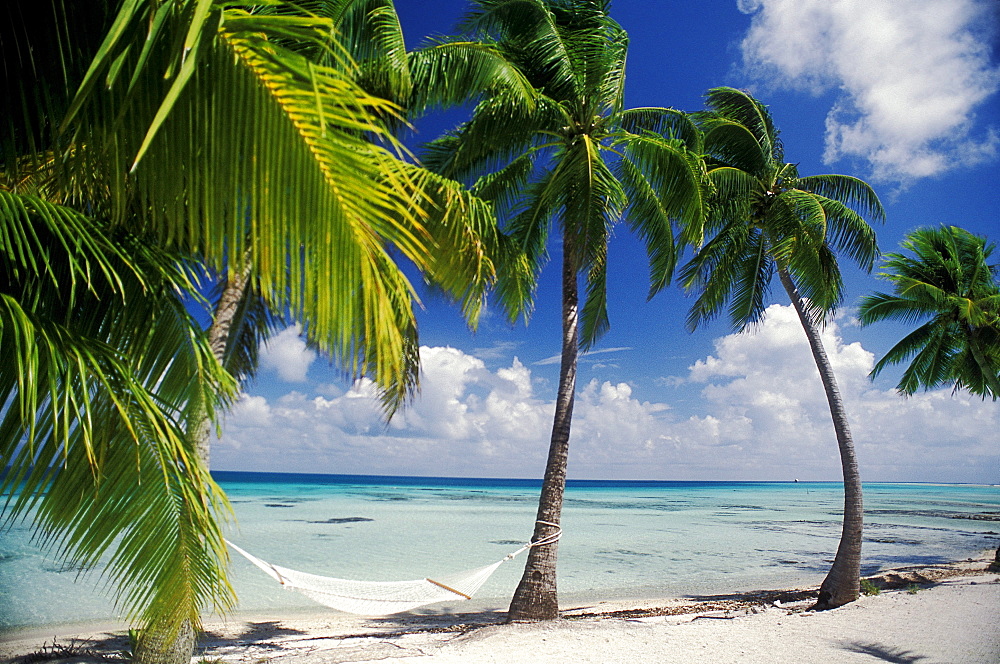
{"left": 2, "top": 556, "right": 997, "bottom": 663}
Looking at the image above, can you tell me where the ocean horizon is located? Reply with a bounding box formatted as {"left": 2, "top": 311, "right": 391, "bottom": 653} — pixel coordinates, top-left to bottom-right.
{"left": 211, "top": 469, "right": 1000, "bottom": 488}
{"left": 3, "top": 471, "right": 998, "bottom": 630}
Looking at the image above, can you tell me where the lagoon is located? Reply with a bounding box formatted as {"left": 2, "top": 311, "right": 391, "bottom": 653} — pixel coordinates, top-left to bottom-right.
{"left": 2, "top": 472, "right": 997, "bottom": 629}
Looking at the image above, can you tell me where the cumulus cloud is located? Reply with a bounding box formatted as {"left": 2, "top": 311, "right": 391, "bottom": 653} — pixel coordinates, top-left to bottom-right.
{"left": 738, "top": 0, "right": 1000, "bottom": 183}
{"left": 260, "top": 325, "right": 316, "bottom": 382}
{"left": 678, "top": 304, "right": 997, "bottom": 481}
{"left": 216, "top": 313, "right": 998, "bottom": 483}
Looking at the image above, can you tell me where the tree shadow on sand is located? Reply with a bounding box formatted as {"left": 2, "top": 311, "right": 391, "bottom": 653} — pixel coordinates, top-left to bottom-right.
{"left": 363, "top": 608, "right": 509, "bottom": 634}
{"left": 200, "top": 619, "right": 307, "bottom": 648}
{"left": 841, "top": 641, "right": 929, "bottom": 663}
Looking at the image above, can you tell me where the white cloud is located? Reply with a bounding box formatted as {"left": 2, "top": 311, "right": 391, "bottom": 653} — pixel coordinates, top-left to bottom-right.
{"left": 260, "top": 325, "right": 316, "bottom": 382}
{"left": 738, "top": 0, "right": 1000, "bottom": 183}
{"left": 216, "top": 315, "right": 999, "bottom": 483}
{"left": 679, "top": 304, "right": 997, "bottom": 481}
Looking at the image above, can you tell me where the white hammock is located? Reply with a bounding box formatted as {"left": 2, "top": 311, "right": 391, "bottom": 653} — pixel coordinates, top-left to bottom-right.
{"left": 226, "top": 521, "right": 561, "bottom": 616}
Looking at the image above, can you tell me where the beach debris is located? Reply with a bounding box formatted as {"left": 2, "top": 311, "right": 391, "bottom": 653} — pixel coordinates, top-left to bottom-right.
{"left": 16, "top": 637, "right": 126, "bottom": 663}
{"left": 690, "top": 611, "right": 735, "bottom": 621}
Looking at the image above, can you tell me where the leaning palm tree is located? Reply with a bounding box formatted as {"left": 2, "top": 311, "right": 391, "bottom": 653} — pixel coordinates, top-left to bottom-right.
{"left": 858, "top": 225, "right": 1000, "bottom": 571}
{"left": 680, "top": 87, "right": 885, "bottom": 609}
{"left": 5, "top": 1, "right": 524, "bottom": 662}
{"left": 424, "top": 0, "right": 707, "bottom": 620}
{"left": 3, "top": 3, "right": 237, "bottom": 655}
{"left": 859, "top": 225, "right": 1000, "bottom": 400}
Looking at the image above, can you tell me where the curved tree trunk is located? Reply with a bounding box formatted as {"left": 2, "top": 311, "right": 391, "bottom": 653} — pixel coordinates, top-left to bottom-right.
{"left": 779, "top": 268, "right": 863, "bottom": 610}
{"left": 967, "top": 328, "right": 1000, "bottom": 567}
{"left": 134, "top": 269, "right": 249, "bottom": 664}
{"left": 507, "top": 236, "right": 579, "bottom": 621}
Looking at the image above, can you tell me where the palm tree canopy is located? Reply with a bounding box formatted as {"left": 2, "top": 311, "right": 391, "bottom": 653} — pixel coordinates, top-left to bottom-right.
{"left": 681, "top": 86, "right": 885, "bottom": 333}
{"left": 423, "top": 0, "right": 707, "bottom": 347}
{"left": 56, "top": 0, "right": 516, "bottom": 411}
{"left": 859, "top": 225, "right": 1000, "bottom": 399}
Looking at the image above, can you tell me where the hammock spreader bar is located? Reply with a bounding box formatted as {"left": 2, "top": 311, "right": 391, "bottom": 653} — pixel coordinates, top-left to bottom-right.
{"left": 227, "top": 520, "right": 562, "bottom": 616}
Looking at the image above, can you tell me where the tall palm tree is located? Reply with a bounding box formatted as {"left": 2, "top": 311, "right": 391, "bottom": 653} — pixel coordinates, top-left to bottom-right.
{"left": 859, "top": 225, "right": 1000, "bottom": 399}
{"left": 424, "top": 0, "right": 707, "bottom": 620}
{"left": 4, "top": 1, "right": 523, "bottom": 661}
{"left": 680, "top": 87, "right": 885, "bottom": 610}
{"left": 858, "top": 225, "right": 1000, "bottom": 571}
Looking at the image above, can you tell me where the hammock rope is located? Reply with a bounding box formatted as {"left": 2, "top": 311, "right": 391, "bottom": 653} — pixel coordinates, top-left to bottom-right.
{"left": 227, "top": 520, "right": 562, "bottom": 616}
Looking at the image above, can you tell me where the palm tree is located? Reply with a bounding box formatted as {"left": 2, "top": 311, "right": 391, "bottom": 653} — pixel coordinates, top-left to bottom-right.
{"left": 424, "top": 0, "right": 707, "bottom": 620}
{"left": 680, "top": 87, "right": 885, "bottom": 610}
{"left": 3, "top": 3, "right": 237, "bottom": 655}
{"left": 859, "top": 225, "right": 1000, "bottom": 399}
{"left": 4, "top": 1, "right": 522, "bottom": 661}
{"left": 858, "top": 225, "right": 1000, "bottom": 571}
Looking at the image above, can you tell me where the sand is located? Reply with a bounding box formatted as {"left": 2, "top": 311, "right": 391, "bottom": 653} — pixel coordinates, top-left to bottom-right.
{"left": 3, "top": 558, "right": 998, "bottom": 664}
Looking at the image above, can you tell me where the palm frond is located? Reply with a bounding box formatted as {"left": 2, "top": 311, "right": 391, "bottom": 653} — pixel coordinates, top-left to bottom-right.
{"left": 797, "top": 174, "right": 885, "bottom": 223}
{"left": 616, "top": 133, "right": 707, "bottom": 295}
{"left": 857, "top": 291, "right": 938, "bottom": 326}
{"left": 727, "top": 229, "right": 774, "bottom": 330}
{"left": 594, "top": 22, "right": 628, "bottom": 115}
{"left": 680, "top": 222, "right": 765, "bottom": 331}
{"left": 813, "top": 195, "right": 880, "bottom": 272}
{"left": 558, "top": 135, "right": 623, "bottom": 265}
{"left": 60, "top": 2, "right": 512, "bottom": 410}
{"left": 388, "top": 161, "right": 507, "bottom": 331}
{"left": 618, "top": 107, "right": 702, "bottom": 150}
{"left": 421, "top": 94, "right": 559, "bottom": 183}
{"left": 772, "top": 190, "right": 843, "bottom": 314}
{"left": 317, "top": 0, "right": 411, "bottom": 102}
{"left": 706, "top": 166, "right": 756, "bottom": 226}
{"left": 463, "top": 0, "right": 580, "bottom": 102}
{"left": 701, "top": 120, "right": 770, "bottom": 175}
{"left": 703, "top": 86, "right": 779, "bottom": 161}
{"left": 580, "top": 241, "right": 610, "bottom": 348}
{"left": 472, "top": 151, "right": 536, "bottom": 214}
{"left": 407, "top": 40, "right": 536, "bottom": 114}
{"left": 1, "top": 192, "right": 236, "bottom": 635}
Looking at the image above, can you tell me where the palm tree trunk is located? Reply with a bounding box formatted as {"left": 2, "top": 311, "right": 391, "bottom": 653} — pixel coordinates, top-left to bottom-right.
{"left": 969, "top": 329, "right": 1000, "bottom": 569}
{"left": 507, "top": 236, "right": 579, "bottom": 621}
{"left": 779, "top": 268, "right": 863, "bottom": 610}
{"left": 132, "top": 620, "right": 196, "bottom": 664}
{"left": 134, "top": 269, "right": 249, "bottom": 664}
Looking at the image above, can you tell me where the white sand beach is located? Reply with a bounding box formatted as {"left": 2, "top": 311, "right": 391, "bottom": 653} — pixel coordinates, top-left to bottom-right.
{"left": 3, "top": 559, "right": 997, "bottom": 664}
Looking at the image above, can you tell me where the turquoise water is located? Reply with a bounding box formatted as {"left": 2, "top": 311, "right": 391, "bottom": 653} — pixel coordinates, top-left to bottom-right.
{"left": 2, "top": 473, "right": 998, "bottom": 629}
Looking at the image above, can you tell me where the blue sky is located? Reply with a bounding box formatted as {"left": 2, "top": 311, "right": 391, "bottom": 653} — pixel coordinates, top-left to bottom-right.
{"left": 214, "top": 0, "right": 1000, "bottom": 483}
